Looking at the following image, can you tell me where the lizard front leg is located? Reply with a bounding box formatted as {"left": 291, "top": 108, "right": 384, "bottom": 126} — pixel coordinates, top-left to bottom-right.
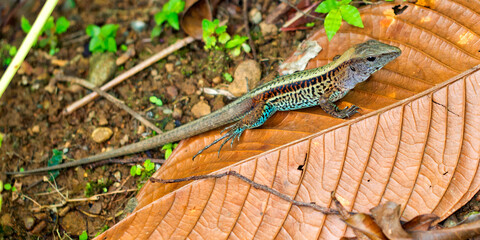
{"left": 319, "top": 90, "right": 359, "bottom": 119}
{"left": 193, "top": 101, "right": 276, "bottom": 159}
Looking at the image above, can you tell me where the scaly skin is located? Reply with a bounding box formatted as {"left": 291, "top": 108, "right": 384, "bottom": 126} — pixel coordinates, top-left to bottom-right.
{"left": 7, "top": 40, "right": 401, "bottom": 175}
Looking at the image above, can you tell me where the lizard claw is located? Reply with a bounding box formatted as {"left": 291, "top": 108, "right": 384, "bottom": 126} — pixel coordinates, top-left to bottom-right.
{"left": 339, "top": 105, "right": 359, "bottom": 118}
{"left": 192, "top": 123, "right": 246, "bottom": 160}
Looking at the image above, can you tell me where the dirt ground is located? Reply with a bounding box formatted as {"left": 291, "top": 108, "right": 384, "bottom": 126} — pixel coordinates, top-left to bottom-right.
{"left": 0, "top": 0, "right": 478, "bottom": 239}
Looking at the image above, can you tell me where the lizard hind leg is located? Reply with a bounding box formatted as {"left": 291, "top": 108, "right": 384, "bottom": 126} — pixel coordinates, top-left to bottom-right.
{"left": 192, "top": 101, "right": 276, "bottom": 160}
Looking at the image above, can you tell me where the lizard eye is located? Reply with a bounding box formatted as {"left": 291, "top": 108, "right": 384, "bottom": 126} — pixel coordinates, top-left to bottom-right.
{"left": 367, "top": 56, "right": 376, "bottom": 61}
{"left": 350, "top": 66, "right": 356, "bottom": 71}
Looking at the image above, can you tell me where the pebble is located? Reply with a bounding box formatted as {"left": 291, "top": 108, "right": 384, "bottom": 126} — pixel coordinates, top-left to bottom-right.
{"left": 172, "top": 107, "right": 183, "bottom": 119}
{"left": 137, "top": 125, "right": 145, "bottom": 134}
{"left": 191, "top": 101, "right": 211, "bottom": 118}
{"left": 166, "top": 85, "right": 179, "bottom": 99}
{"left": 89, "top": 202, "right": 102, "bottom": 215}
{"left": 98, "top": 115, "right": 108, "bottom": 126}
{"left": 120, "top": 134, "right": 129, "bottom": 145}
{"left": 23, "top": 216, "right": 35, "bottom": 230}
{"left": 91, "top": 127, "right": 113, "bottom": 143}
{"left": 249, "top": 8, "right": 262, "bottom": 24}
{"left": 113, "top": 171, "right": 122, "bottom": 181}
{"left": 31, "top": 125, "right": 40, "bottom": 133}
{"left": 130, "top": 20, "right": 146, "bottom": 32}
{"left": 212, "top": 76, "right": 222, "bottom": 84}
{"left": 88, "top": 52, "right": 117, "bottom": 86}
{"left": 58, "top": 206, "right": 70, "bottom": 217}
{"left": 259, "top": 22, "right": 278, "bottom": 39}
{"left": 165, "top": 63, "right": 174, "bottom": 73}
{"left": 228, "top": 60, "right": 262, "bottom": 97}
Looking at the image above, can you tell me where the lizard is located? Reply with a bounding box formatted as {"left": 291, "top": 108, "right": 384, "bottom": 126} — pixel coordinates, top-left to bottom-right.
{"left": 6, "top": 39, "right": 401, "bottom": 175}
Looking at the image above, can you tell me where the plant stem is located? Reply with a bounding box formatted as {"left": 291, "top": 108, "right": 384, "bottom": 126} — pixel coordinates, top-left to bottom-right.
{"left": 0, "top": 0, "right": 59, "bottom": 98}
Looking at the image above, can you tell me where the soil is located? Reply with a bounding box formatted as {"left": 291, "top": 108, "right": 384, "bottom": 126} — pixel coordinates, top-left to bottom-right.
{"left": 0, "top": 0, "right": 476, "bottom": 238}
{"left": 0, "top": 0, "right": 303, "bottom": 238}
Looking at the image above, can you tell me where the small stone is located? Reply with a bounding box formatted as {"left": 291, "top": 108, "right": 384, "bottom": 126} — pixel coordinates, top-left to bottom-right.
{"left": 130, "top": 20, "right": 146, "bottom": 32}
{"left": 249, "top": 8, "right": 262, "bottom": 24}
{"left": 191, "top": 101, "right": 211, "bottom": 118}
{"left": 98, "top": 115, "right": 108, "bottom": 126}
{"left": 259, "top": 22, "right": 278, "bottom": 39}
{"left": 228, "top": 60, "right": 262, "bottom": 97}
{"left": 167, "top": 55, "right": 176, "bottom": 61}
{"left": 89, "top": 202, "right": 102, "bottom": 215}
{"left": 91, "top": 127, "right": 113, "bottom": 143}
{"left": 164, "top": 121, "right": 175, "bottom": 131}
{"left": 88, "top": 52, "right": 117, "bottom": 86}
{"left": 137, "top": 125, "right": 145, "bottom": 134}
{"left": 120, "top": 134, "right": 129, "bottom": 145}
{"left": 113, "top": 171, "right": 122, "bottom": 181}
{"left": 212, "top": 76, "right": 222, "bottom": 84}
{"left": 165, "top": 85, "right": 178, "bottom": 99}
{"left": 23, "top": 216, "right": 35, "bottom": 230}
{"left": 31, "top": 125, "right": 40, "bottom": 133}
{"left": 165, "top": 63, "right": 174, "bottom": 73}
{"left": 172, "top": 107, "right": 183, "bottom": 119}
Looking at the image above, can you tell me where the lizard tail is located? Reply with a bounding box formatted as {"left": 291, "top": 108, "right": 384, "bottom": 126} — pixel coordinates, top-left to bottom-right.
{"left": 7, "top": 97, "right": 254, "bottom": 175}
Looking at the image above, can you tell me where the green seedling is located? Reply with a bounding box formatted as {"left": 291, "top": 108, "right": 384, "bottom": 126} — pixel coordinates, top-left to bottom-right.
{"left": 149, "top": 96, "right": 163, "bottom": 106}
{"left": 223, "top": 72, "right": 233, "bottom": 82}
{"left": 162, "top": 143, "right": 178, "bottom": 159}
{"left": 3, "top": 183, "right": 17, "bottom": 192}
{"left": 84, "top": 178, "right": 112, "bottom": 197}
{"left": 79, "top": 231, "right": 88, "bottom": 240}
{"left": 21, "top": 16, "right": 70, "bottom": 55}
{"left": 152, "top": 0, "right": 185, "bottom": 38}
{"left": 202, "top": 19, "right": 251, "bottom": 57}
{"left": 86, "top": 24, "right": 119, "bottom": 53}
{"left": 315, "top": 0, "right": 363, "bottom": 41}
{"left": 130, "top": 159, "right": 157, "bottom": 188}
{"left": 0, "top": 132, "right": 3, "bottom": 147}
{"left": 0, "top": 44, "right": 17, "bottom": 67}
{"left": 95, "top": 225, "right": 109, "bottom": 237}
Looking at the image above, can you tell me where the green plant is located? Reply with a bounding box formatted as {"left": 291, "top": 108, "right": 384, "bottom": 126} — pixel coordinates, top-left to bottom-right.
{"left": 223, "top": 72, "right": 233, "bottom": 82}
{"left": 162, "top": 143, "right": 178, "bottom": 159}
{"left": 315, "top": 0, "right": 363, "bottom": 40}
{"left": 152, "top": 0, "right": 185, "bottom": 38}
{"left": 79, "top": 230, "right": 88, "bottom": 240}
{"left": 0, "top": 44, "right": 17, "bottom": 67}
{"left": 84, "top": 178, "right": 112, "bottom": 197}
{"left": 149, "top": 96, "right": 163, "bottom": 106}
{"left": 21, "top": 16, "right": 70, "bottom": 55}
{"left": 95, "top": 225, "right": 109, "bottom": 237}
{"left": 202, "top": 19, "right": 251, "bottom": 57}
{"left": 3, "top": 183, "right": 17, "bottom": 192}
{"left": 0, "top": 132, "right": 3, "bottom": 147}
{"left": 86, "top": 24, "right": 119, "bottom": 53}
{"left": 130, "top": 159, "right": 156, "bottom": 183}
{"left": 47, "top": 149, "right": 63, "bottom": 180}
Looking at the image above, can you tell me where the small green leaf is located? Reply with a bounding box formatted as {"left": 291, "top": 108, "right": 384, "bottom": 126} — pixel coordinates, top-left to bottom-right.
{"left": 130, "top": 166, "right": 137, "bottom": 176}
{"left": 202, "top": 19, "right": 215, "bottom": 36}
{"left": 121, "top": 44, "right": 128, "bottom": 51}
{"left": 79, "top": 230, "right": 89, "bottom": 240}
{"left": 9, "top": 46, "right": 17, "bottom": 56}
{"left": 100, "top": 24, "right": 118, "bottom": 38}
{"left": 324, "top": 9, "right": 342, "bottom": 41}
{"left": 215, "top": 25, "right": 227, "bottom": 35}
{"left": 166, "top": 12, "right": 180, "bottom": 30}
{"left": 339, "top": 4, "right": 364, "bottom": 28}
{"left": 306, "top": 22, "right": 315, "bottom": 27}
{"left": 151, "top": 25, "right": 163, "bottom": 38}
{"left": 12, "top": 187, "right": 17, "bottom": 192}
{"left": 163, "top": 0, "right": 185, "bottom": 14}
{"left": 4, "top": 184, "right": 11, "bottom": 191}
{"left": 154, "top": 11, "right": 167, "bottom": 26}
{"left": 43, "top": 16, "right": 55, "bottom": 31}
{"left": 223, "top": 72, "right": 233, "bottom": 82}
{"left": 315, "top": 0, "right": 339, "bottom": 14}
{"left": 21, "top": 16, "right": 32, "bottom": 33}
{"left": 204, "top": 36, "right": 216, "bottom": 49}
{"left": 89, "top": 37, "right": 104, "bottom": 52}
{"left": 39, "top": 39, "right": 48, "bottom": 48}
{"left": 162, "top": 143, "right": 173, "bottom": 150}
{"left": 230, "top": 46, "right": 241, "bottom": 56}
{"left": 225, "top": 35, "right": 248, "bottom": 49}
{"left": 55, "top": 16, "right": 70, "bottom": 34}
{"left": 241, "top": 43, "right": 251, "bottom": 53}
{"left": 135, "top": 165, "right": 143, "bottom": 175}
{"left": 20, "top": 167, "right": 24, "bottom": 172}
{"left": 86, "top": 25, "right": 100, "bottom": 37}
{"left": 48, "top": 149, "right": 63, "bottom": 179}
{"left": 339, "top": 0, "right": 352, "bottom": 5}
{"left": 165, "top": 148, "right": 173, "bottom": 159}
{"left": 218, "top": 32, "right": 231, "bottom": 44}
{"left": 106, "top": 37, "right": 117, "bottom": 52}
{"left": 144, "top": 159, "right": 155, "bottom": 171}
{"left": 0, "top": 132, "right": 3, "bottom": 148}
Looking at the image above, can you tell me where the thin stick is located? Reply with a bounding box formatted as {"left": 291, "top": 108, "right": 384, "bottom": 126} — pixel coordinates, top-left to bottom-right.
{"left": 0, "top": 0, "right": 59, "bottom": 98}
{"left": 55, "top": 75, "right": 163, "bottom": 133}
{"left": 88, "top": 157, "right": 165, "bottom": 169}
{"left": 243, "top": 0, "right": 257, "bottom": 60}
{"left": 150, "top": 170, "right": 339, "bottom": 215}
{"left": 280, "top": 0, "right": 324, "bottom": 21}
{"left": 63, "top": 36, "right": 196, "bottom": 115}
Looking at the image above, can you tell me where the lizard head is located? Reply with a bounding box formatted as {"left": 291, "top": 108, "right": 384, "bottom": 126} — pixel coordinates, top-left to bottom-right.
{"left": 347, "top": 39, "right": 401, "bottom": 78}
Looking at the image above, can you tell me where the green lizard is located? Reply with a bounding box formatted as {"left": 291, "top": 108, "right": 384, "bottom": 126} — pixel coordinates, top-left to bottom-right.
{"left": 7, "top": 40, "right": 401, "bottom": 175}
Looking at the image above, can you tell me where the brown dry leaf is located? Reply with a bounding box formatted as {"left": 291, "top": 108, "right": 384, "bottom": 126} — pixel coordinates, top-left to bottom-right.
{"left": 96, "top": 1, "right": 480, "bottom": 239}
{"left": 410, "top": 219, "right": 480, "bottom": 239}
{"left": 180, "top": 0, "right": 216, "bottom": 39}
{"left": 344, "top": 213, "right": 387, "bottom": 240}
{"left": 402, "top": 214, "right": 439, "bottom": 232}
{"left": 370, "top": 202, "right": 412, "bottom": 239}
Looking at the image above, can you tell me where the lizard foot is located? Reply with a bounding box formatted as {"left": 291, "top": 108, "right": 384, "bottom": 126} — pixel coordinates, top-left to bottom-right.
{"left": 336, "top": 105, "right": 359, "bottom": 119}
{"left": 192, "top": 123, "right": 246, "bottom": 160}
